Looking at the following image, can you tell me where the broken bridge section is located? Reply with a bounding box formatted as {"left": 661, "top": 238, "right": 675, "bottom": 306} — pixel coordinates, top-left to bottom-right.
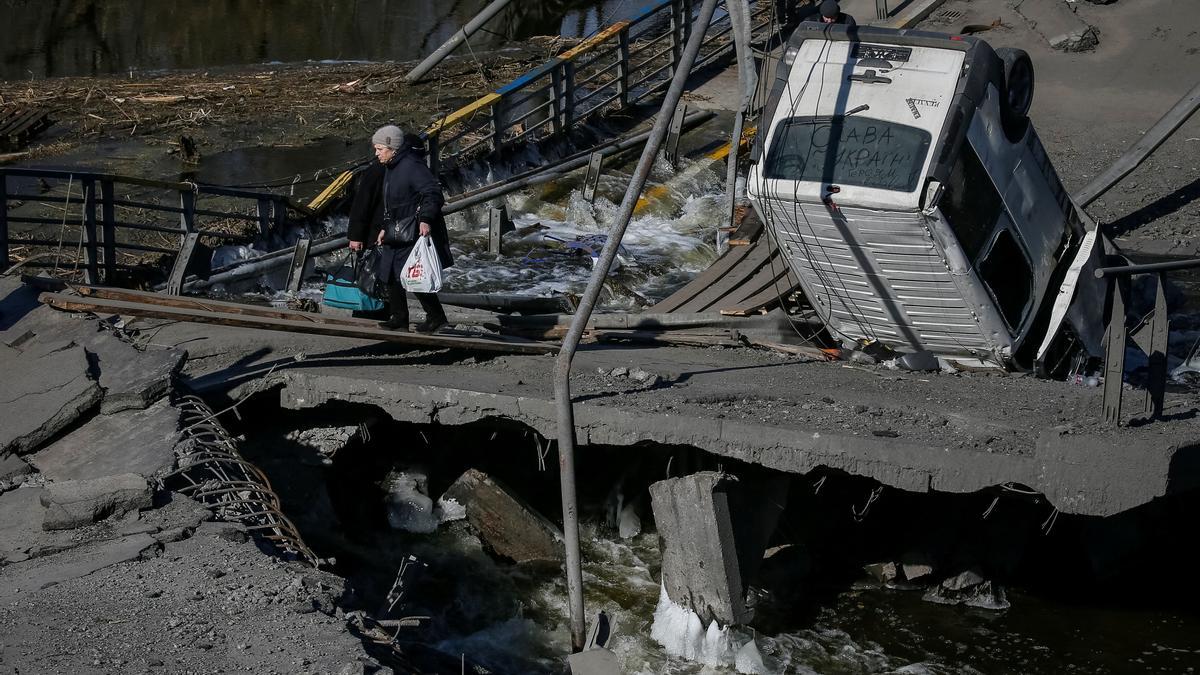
{"left": 157, "top": 312, "right": 1200, "bottom": 520}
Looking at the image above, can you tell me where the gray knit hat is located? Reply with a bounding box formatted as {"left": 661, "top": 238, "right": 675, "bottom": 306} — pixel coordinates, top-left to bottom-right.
{"left": 820, "top": 0, "right": 840, "bottom": 18}
{"left": 371, "top": 124, "right": 404, "bottom": 150}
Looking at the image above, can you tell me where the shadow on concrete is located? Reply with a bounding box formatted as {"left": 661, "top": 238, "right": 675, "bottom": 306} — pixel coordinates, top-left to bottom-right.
{"left": 0, "top": 281, "right": 42, "bottom": 333}
{"left": 1106, "top": 176, "right": 1200, "bottom": 237}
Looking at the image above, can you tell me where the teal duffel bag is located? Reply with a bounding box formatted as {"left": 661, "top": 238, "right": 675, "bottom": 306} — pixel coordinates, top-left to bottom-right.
{"left": 323, "top": 252, "right": 385, "bottom": 312}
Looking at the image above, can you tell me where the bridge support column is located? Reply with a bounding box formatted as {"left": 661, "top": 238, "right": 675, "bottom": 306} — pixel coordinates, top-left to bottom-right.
{"left": 649, "top": 470, "right": 788, "bottom": 626}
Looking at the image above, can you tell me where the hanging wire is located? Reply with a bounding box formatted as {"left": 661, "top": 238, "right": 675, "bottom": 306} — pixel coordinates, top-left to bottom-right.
{"left": 851, "top": 485, "right": 883, "bottom": 522}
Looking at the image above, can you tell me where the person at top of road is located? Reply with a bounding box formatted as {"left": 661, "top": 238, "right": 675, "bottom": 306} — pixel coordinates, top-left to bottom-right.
{"left": 805, "top": 0, "right": 857, "bottom": 28}
{"left": 348, "top": 124, "right": 452, "bottom": 334}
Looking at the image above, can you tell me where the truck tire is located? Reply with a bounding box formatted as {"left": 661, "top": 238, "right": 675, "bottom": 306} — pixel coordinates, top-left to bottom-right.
{"left": 997, "top": 47, "right": 1035, "bottom": 118}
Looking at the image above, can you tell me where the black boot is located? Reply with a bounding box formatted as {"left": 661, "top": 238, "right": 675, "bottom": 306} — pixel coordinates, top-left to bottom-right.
{"left": 413, "top": 293, "right": 447, "bottom": 334}
{"left": 379, "top": 284, "right": 409, "bottom": 331}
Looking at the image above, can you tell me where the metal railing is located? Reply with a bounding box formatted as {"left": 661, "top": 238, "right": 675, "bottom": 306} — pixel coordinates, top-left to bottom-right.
{"left": 0, "top": 168, "right": 311, "bottom": 291}
{"left": 1095, "top": 257, "right": 1200, "bottom": 425}
{"left": 423, "top": 0, "right": 773, "bottom": 173}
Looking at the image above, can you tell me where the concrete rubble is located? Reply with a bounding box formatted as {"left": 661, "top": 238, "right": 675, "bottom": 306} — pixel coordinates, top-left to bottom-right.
{"left": 39, "top": 472, "right": 152, "bottom": 530}
{"left": 0, "top": 341, "right": 102, "bottom": 455}
{"left": 0, "top": 279, "right": 385, "bottom": 673}
{"left": 29, "top": 398, "right": 181, "bottom": 482}
{"left": 383, "top": 469, "right": 439, "bottom": 533}
{"left": 922, "top": 569, "right": 1011, "bottom": 610}
{"left": 441, "top": 468, "right": 565, "bottom": 564}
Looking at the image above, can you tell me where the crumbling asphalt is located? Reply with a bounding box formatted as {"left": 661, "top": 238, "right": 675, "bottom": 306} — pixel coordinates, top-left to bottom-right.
{"left": 113, "top": 307, "right": 1194, "bottom": 519}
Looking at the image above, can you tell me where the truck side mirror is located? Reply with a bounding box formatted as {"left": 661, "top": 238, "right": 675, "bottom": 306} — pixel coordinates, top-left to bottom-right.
{"left": 921, "top": 179, "right": 944, "bottom": 215}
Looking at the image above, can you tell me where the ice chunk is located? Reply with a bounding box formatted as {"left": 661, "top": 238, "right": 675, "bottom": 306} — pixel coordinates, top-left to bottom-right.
{"left": 384, "top": 471, "right": 438, "bottom": 533}
{"left": 649, "top": 583, "right": 738, "bottom": 667}
{"left": 735, "top": 637, "right": 767, "bottom": 674}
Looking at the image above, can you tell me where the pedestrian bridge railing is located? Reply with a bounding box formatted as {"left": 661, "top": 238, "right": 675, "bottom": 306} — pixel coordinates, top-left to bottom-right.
{"left": 423, "top": 0, "right": 773, "bottom": 173}
{"left": 0, "top": 167, "right": 311, "bottom": 292}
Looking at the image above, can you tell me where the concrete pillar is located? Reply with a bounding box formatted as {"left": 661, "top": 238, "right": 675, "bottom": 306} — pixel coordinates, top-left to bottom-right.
{"left": 651, "top": 471, "right": 747, "bottom": 625}
{"left": 650, "top": 470, "right": 788, "bottom": 626}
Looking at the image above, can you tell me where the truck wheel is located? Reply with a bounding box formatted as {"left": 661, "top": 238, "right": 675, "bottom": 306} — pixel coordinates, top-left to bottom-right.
{"left": 997, "top": 47, "right": 1035, "bottom": 118}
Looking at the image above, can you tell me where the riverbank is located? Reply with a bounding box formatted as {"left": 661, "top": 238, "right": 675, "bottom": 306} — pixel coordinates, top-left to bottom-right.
{"left": 0, "top": 41, "right": 562, "bottom": 177}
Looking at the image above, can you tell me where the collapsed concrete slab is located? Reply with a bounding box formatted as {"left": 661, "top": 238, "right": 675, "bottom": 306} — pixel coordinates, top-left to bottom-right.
{"left": 30, "top": 398, "right": 181, "bottom": 482}
{"left": 1012, "top": 0, "right": 1100, "bottom": 52}
{"left": 40, "top": 473, "right": 152, "bottom": 530}
{"left": 650, "top": 472, "right": 749, "bottom": 626}
{"left": 441, "top": 468, "right": 564, "bottom": 564}
{"left": 0, "top": 342, "right": 102, "bottom": 456}
{"left": 92, "top": 339, "right": 186, "bottom": 414}
{"left": 268, "top": 368, "right": 1200, "bottom": 518}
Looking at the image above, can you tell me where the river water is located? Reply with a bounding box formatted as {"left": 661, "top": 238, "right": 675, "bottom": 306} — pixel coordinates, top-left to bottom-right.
{"left": 2, "top": 0, "right": 638, "bottom": 80}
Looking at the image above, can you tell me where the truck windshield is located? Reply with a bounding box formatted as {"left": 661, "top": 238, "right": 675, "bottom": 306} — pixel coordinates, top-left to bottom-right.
{"left": 763, "top": 116, "right": 932, "bottom": 192}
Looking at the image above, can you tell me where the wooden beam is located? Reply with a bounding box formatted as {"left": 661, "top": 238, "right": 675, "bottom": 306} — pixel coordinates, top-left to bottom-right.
{"left": 38, "top": 291, "right": 557, "bottom": 355}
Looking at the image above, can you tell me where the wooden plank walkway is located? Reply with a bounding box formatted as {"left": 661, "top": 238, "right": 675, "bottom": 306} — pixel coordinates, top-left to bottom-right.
{"left": 647, "top": 214, "right": 800, "bottom": 316}
{"left": 38, "top": 286, "right": 557, "bottom": 355}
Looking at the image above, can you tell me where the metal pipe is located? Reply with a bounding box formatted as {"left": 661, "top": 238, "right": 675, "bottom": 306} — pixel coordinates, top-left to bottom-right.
{"left": 404, "top": 0, "right": 515, "bottom": 83}
{"left": 722, "top": 0, "right": 757, "bottom": 253}
{"left": 1074, "top": 80, "right": 1200, "bottom": 208}
{"left": 1094, "top": 256, "right": 1200, "bottom": 278}
{"left": 551, "top": 0, "right": 720, "bottom": 654}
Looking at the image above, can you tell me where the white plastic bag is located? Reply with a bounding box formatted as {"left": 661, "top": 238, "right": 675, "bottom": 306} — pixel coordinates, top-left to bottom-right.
{"left": 400, "top": 235, "right": 442, "bottom": 293}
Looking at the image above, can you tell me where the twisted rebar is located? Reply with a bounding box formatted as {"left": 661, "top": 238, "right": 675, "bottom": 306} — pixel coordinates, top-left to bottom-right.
{"left": 169, "top": 394, "right": 318, "bottom": 566}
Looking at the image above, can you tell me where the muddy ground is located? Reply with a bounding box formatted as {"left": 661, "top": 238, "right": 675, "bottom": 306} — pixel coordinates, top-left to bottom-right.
{"left": 0, "top": 39, "right": 566, "bottom": 170}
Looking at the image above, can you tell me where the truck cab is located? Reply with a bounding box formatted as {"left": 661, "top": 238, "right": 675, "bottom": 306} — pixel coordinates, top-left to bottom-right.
{"left": 747, "top": 23, "right": 1104, "bottom": 369}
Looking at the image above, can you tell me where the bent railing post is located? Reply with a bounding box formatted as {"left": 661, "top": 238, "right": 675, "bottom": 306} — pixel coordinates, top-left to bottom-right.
{"left": 1, "top": 173, "right": 10, "bottom": 274}
{"left": 552, "top": 0, "right": 720, "bottom": 653}
{"left": 100, "top": 179, "right": 117, "bottom": 283}
{"left": 81, "top": 178, "right": 99, "bottom": 284}
{"left": 1102, "top": 277, "right": 1126, "bottom": 426}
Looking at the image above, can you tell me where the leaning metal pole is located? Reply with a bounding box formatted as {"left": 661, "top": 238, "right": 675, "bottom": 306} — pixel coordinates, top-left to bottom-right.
{"left": 721, "top": 0, "right": 758, "bottom": 253}
{"left": 552, "top": 0, "right": 720, "bottom": 653}
{"left": 404, "top": 0, "right": 514, "bottom": 83}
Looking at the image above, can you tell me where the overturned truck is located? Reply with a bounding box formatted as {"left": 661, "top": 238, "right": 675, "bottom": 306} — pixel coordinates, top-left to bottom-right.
{"left": 748, "top": 23, "right": 1107, "bottom": 372}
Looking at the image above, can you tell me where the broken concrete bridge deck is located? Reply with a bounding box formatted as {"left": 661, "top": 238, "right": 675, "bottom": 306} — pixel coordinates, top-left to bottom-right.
{"left": 132, "top": 317, "right": 1200, "bottom": 520}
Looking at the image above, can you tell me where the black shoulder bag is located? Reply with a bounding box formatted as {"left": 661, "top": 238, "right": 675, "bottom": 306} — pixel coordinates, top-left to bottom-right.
{"left": 380, "top": 167, "right": 418, "bottom": 246}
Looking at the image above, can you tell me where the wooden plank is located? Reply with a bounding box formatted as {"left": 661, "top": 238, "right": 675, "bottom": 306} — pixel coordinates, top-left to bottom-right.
{"left": 648, "top": 242, "right": 755, "bottom": 313}
{"left": 671, "top": 242, "right": 770, "bottom": 314}
{"left": 720, "top": 271, "right": 801, "bottom": 317}
{"left": 75, "top": 285, "right": 374, "bottom": 327}
{"left": 38, "top": 291, "right": 557, "bottom": 355}
{"left": 715, "top": 249, "right": 793, "bottom": 307}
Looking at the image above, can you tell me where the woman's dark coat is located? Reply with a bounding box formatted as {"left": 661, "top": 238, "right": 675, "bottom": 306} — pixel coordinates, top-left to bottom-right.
{"left": 348, "top": 148, "right": 453, "bottom": 285}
